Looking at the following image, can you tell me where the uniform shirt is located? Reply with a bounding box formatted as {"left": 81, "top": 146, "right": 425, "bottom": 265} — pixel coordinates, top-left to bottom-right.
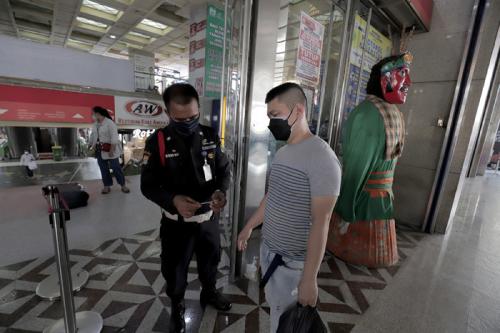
{"left": 262, "top": 135, "right": 342, "bottom": 261}
{"left": 140, "top": 125, "right": 230, "bottom": 215}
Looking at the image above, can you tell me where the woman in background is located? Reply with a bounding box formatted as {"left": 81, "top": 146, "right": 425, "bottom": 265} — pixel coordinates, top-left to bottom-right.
{"left": 90, "top": 106, "right": 130, "bottom": 194}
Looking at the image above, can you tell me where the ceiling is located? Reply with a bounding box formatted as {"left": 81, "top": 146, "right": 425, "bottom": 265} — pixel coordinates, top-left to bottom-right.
{"left": 0, "top": 0, "right": 219, "bottom": 74}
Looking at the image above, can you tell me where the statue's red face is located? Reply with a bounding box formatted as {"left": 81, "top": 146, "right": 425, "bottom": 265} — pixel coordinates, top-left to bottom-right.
{"left": 381, "top": 66, "right": 411, "bottom": 104}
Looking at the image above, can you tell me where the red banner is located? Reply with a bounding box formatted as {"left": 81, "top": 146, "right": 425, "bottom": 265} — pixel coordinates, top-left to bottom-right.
{"left": 0, "top": 84, "right": 115, "bottom": 123}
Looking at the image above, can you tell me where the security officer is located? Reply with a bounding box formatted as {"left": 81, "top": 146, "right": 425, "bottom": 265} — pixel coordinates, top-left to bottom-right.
{"left": 141, "top": 83, "right": 231, "bottom": 333}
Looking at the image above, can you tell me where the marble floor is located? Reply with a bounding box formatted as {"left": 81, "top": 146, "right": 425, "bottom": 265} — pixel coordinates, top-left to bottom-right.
{"left": 1, "top": 174, "right": 500, "bottom": 332}
{"left": 0, "top": 227, "right": 422, "bottom": 332}
{"left": 0, "top": 159, "right": 101, "bottom": 189}
{"left": 353, "top": 174, "right": 500, "bottom": 333}
{"left": 0, "top": 158, "right": 140, "bottom": 189}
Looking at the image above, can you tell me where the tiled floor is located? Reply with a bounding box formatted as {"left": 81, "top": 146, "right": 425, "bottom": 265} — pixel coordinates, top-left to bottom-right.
{"left": 0, "top": 158, "right": 140, "bottom": 189}
{"left": 0, "top": 159, "right": 101, "bottom": 189}
{"left": 4, "top": 173, "right": 500, "bottom": 332}
{"left": 0, "top": 226, "right": 423, "bottom": 332}
{"left": 353, "top": 174, "right": 500, "bottom": 333}
{"left": 0, "top": 228, "right": 231, "bottom": 332}
{"left": 0, "top": 176, "right": 159, "bottom": 265}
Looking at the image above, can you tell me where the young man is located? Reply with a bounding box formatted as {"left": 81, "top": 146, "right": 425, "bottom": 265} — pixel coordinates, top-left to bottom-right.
{"left": 141, "top": 83, "right": 231, "bottom": 333}
{"left": 237, "top": 82, "right": 341, "bottom": 332}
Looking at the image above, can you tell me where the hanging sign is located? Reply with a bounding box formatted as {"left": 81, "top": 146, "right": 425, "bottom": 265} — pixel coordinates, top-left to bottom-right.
{"left": 0, "top": 84, "right": 113, "bottom": 124}
{"left": 295, "top": 12, "right": 325, "bottom": 85}
{"left": 114, "top": 96, "right": 168, "bottom": 128}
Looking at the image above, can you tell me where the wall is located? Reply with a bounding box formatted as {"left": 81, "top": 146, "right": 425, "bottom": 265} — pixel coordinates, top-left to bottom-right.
{"left": 0, "top": 35, "right": 135, "bottom": 92}
{"left": 393, "top": 0, "right": 476, "bottom": 229}
{"left": 433, "top": 0, "right": 500, "bottom": 233}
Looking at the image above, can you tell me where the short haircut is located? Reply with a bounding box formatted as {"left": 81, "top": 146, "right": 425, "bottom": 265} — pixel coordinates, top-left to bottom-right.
{"left": 92, "top": 106, "right": 112, "bottom": 119}
{"left": 265, "top": 82, "right": 307, "bottom": 110}
{"left": 162, "top": 83, "right": 200, "bottom": 112}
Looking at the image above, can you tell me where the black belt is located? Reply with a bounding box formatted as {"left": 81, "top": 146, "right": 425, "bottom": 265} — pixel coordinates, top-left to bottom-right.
{"left": 260, "top": 253, "right": 284, "bottom": 288}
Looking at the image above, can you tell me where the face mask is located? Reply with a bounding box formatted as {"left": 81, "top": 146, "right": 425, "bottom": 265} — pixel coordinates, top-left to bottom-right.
{"left": 171, "top": 115, "right": 200, "bottom": 136}
{"left": 268, "top": 106, "right": 296, "bottom": 141}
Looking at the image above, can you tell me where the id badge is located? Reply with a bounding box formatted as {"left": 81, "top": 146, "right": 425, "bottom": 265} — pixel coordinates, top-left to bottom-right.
{"left": 203, "top": 159, "right": 213, "bottom": 182}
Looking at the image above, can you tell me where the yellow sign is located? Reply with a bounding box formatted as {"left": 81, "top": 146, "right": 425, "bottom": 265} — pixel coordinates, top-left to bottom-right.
{"left": 343, "top": 15, "right": 393, "bottom": 116}
{"left": 350, "top": 14, "right": 393, "bottom": 70}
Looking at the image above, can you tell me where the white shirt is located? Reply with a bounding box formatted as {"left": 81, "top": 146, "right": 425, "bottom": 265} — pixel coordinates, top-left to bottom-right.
{"left": 90, "top": 118, "right": 122, "bottom": 160}
{"left": 20, "top": 152, "right": 37, "bottom": 169}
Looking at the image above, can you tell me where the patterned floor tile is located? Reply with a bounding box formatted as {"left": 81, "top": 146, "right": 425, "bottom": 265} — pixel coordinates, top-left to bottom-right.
{"left": 0, "top": 229, "right": 423, "bottom": 332}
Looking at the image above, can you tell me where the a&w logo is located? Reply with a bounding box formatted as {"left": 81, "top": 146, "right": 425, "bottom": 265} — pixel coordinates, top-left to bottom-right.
{"left": 126, "top": 100, "right": 163, "bottom": 117}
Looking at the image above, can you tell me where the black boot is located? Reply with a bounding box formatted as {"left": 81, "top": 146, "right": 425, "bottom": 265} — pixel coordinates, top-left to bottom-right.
{"left": 200, "top": 289, "right": 232, "bottom": 311}
{"left": 169, "top": 300, "right": 186, "bottom": 333}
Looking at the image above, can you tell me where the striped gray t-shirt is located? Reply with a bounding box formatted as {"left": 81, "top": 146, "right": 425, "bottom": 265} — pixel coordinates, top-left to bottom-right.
{"left": 262, "top": 135, "right": 341, "bottom": 261}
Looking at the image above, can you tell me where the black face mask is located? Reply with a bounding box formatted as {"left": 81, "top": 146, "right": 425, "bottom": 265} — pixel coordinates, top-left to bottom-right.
{"left": 268, "top": 106, "right": 296, "bottom": 141}
{"left": 171, "top": 115, "right": 200, "bottom": 137}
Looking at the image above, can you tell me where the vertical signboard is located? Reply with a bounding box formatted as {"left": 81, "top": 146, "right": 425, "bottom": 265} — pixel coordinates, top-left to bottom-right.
{"left": 204, "top": 4, "right": 225, "bottom": 98}
{"left": 189, "top": 5, "right": 207, "bottom": 97}
{"left": 295, "top": 12, "right": 325, "bottom": 85}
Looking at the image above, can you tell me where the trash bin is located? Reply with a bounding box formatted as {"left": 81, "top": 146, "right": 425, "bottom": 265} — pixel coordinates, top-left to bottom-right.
{"left": 52, "top": 146, "right": 63, "bottom": 161}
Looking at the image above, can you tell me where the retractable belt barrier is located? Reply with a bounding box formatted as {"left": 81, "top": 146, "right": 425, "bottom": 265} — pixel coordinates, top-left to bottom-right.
{"left": 41, "top": 185, "right": 103, "bottom": 333}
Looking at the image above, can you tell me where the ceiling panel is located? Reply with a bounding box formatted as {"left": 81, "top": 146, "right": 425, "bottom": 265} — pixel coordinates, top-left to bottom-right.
{"left": 1, "top": 0, "right": 197, "bottom": 76}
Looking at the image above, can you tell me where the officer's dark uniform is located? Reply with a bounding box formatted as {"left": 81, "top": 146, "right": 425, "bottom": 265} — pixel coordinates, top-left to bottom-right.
{"left": 140, "top": 123, "right": 230, "bottom": 303}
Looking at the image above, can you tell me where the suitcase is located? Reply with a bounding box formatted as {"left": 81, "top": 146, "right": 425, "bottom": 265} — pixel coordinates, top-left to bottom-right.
{"left": 54, "top": 183, "right": 89, "bottom": 209}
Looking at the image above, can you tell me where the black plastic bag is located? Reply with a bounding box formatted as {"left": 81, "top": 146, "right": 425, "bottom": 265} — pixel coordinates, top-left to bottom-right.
{"left": 277, "top": 303, "right": 327, "bottom": 333}
{"left": 55, "top": 183, "right": 89, "bottom": 209}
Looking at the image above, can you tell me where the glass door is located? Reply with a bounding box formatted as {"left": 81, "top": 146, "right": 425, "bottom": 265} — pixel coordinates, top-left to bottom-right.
{"left": 219, "top": 0, "right": 252, "bottom": 280}
{"left": 269, "top": 0, "right": 349, "bottom": 160}
{"left": 331, "top": 1, "right": 398, "bottom": 155}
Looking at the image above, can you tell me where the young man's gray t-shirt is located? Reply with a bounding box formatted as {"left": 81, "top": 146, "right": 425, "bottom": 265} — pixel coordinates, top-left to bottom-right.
{"left": 262, "top": 135, "right": 342, "bottom": 261}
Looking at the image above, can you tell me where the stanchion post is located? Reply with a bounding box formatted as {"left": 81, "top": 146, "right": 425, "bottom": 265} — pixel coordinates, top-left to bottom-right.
{"left": 45, "top": 186, "right": 77, "bottom": 333}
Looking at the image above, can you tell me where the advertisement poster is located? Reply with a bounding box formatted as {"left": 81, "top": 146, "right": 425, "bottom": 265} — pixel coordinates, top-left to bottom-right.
{"left": 114, "top": 96, "right": 167, "bottom": 128}
{"left": 295, "top": 12, "right": 325, "bottom": 85}
{"left": 342, "top": 14, "right": 392, "bottom": 120}
{"left": 0, "top": 84, "right": 114, "bottom": 124}
{"left": 204, "top": 4, "right": 225, "bottom": 98}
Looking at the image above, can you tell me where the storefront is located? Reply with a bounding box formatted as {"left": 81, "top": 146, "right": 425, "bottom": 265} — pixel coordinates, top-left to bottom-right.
{"left": 0, "top": 83, "right": 165, "bottom": 162}
{"left": 217, "top": 0, "right": 433, "bottom": 278}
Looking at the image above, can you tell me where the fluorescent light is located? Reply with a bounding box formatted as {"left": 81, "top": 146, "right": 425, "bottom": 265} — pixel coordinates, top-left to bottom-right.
{"left": 169, "top": 42, "right": 184, "bottom": 49}
{"left": 128, "top": 31, "right": 151, "bottom": 39}
{"left": 127, "top": 42, "right": 143, "bottom": 49}
{"left": 69, "top": 38, "right": 92, "bottom": 45}
{"left": 19, "top": 29, "right": 49, "bottom": 38}
{"left": 76, "top": 16, "right": 108, "bottom": 28}
{"left": 82, "top": 0, "right": 119, "bottom": 15}
{"left": 141, "top": 18, "right": 168, "bottom": 30}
